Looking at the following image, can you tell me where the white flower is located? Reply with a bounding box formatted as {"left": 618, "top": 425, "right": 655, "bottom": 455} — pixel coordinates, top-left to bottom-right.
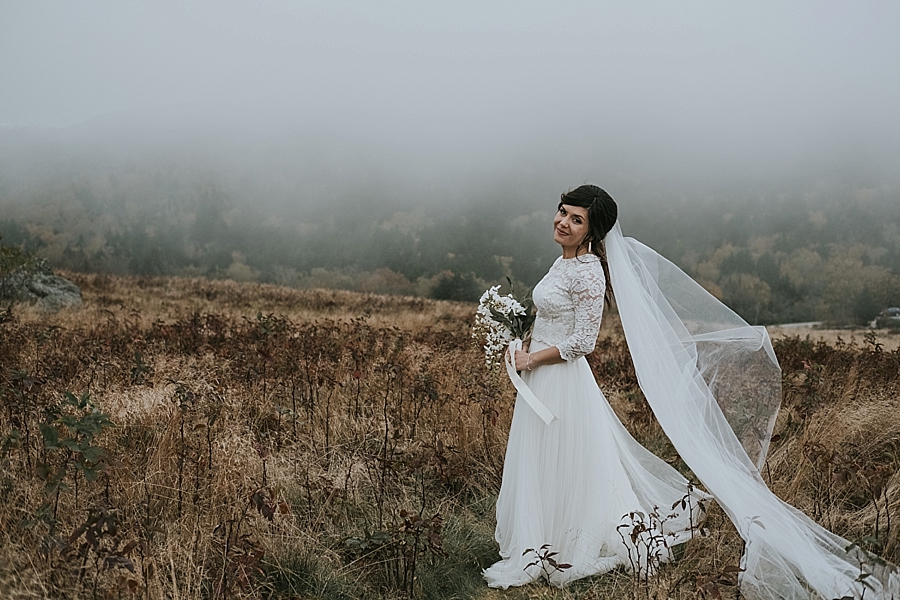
{"left": 472, "top": 285, "right": 531, "bottom": 371}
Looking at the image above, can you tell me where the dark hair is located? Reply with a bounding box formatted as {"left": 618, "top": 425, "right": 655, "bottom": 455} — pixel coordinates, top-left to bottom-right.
{"left": 558, "top": 184, "right": 617, "bottom": 303}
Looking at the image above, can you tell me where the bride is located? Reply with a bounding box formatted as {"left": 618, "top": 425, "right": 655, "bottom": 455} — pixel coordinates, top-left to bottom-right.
{"left": 483, "top": 185, "right": 899, "bottom": 598}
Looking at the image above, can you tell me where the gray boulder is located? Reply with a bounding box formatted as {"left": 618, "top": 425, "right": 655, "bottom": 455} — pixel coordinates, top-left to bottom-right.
{"left": 1, "top": 271, "right": 82, "bottom": 311}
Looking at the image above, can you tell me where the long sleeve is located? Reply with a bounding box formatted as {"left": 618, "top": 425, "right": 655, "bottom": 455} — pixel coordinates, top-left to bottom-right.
{"left": 556, "top": 260, "right": 606, "bottom": 361}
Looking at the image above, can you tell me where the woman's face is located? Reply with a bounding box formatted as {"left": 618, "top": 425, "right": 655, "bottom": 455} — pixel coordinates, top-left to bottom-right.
{"left": 553, "top": 203, "right": 590, "bottom": 251}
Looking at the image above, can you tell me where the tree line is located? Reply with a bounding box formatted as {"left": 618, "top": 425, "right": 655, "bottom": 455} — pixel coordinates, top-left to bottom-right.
{"left": 1, "top": 171, "right": 898, "bottom": 325}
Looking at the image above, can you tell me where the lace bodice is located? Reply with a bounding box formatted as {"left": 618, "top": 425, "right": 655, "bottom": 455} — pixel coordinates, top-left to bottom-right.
{"left": 531, "top": 254, "right": 606, "bottom": 361}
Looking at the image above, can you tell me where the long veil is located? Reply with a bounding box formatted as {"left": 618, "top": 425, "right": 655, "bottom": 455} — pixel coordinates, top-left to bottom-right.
{"left": 605, "top": 221, "right": 899, "bottom": 599}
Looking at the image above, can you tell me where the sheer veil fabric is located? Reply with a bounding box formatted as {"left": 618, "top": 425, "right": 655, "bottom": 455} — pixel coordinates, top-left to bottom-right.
{"left": 605, "top": 221, "right": 899, "bottom": 599}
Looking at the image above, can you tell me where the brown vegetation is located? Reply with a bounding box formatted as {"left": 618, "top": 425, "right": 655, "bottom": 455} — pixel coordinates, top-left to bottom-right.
{"left": 2, "top": 273, "right": 900, "bottom": 599}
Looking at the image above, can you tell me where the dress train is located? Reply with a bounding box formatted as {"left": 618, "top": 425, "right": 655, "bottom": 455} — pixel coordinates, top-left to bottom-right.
{"left": 483, "top": 341, "right": 706, "bottom": 588}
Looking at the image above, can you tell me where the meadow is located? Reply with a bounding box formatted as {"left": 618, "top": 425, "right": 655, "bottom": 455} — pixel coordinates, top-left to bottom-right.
{"left": 1, "top": 272, "right": 900, "bottom": 599}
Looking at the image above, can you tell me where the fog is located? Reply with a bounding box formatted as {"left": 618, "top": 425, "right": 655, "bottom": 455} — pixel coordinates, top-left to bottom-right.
{"left": 2, "top": 1, "right": 900, "bottom": 213}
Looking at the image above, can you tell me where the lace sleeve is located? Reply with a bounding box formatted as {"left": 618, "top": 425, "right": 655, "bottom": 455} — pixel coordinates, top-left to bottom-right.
{"left": 557, "top": 259, "right": 606, "bottom": 361}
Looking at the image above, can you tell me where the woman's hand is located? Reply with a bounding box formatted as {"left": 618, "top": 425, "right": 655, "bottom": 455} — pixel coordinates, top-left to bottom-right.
{"left": 509, "top": 345, "right": 565, "bottom": 372}
{"left": 514, "top": 349, "right": 532, "bottom": 371}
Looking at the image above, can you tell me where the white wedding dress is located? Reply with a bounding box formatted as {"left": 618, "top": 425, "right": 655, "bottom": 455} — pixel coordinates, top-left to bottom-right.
{"left": 485, "top": 223, "right": 900, "bottom": 598}
{"left": 483, "top": 253, "right": 706, "bottom": 588}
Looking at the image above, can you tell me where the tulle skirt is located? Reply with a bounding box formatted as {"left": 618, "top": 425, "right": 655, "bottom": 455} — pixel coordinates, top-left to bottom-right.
{"left": 483, "top": 342, "right": 707, "bottom": 588}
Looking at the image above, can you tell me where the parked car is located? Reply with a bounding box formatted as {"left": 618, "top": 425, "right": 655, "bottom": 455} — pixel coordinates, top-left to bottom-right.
{"left": 875, "top": 307, "right": 900, "bottom": 329}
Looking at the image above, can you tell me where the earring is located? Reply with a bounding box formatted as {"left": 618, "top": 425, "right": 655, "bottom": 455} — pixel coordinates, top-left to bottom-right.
{"left": 588, "top": 241, "right": 592, "bottom": 253}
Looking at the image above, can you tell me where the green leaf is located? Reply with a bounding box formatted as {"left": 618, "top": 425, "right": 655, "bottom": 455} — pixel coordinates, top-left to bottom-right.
{"left": 81, "top": 446, "right": 104, "bottom": 464}
{"left": 488, "top": 307, "right": 516, "bottom": 333}
{"left": 39, "top": 423, "right": 59, "bottom": 448}
{"left": 79, "top": 390, "right": 93, "bottom": 409}
{"left": 522, "top": 314, "right": 536, "bottom": 332}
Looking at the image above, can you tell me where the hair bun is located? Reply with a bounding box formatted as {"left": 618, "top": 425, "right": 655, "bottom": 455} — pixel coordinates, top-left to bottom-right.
{"left": 561, "top": 184, "right": 618, "bottom": 238}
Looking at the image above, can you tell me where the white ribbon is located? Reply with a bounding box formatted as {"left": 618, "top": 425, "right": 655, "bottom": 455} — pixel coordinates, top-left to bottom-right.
{"left": 504, "top": 338, "right": 557, "bottom": 425}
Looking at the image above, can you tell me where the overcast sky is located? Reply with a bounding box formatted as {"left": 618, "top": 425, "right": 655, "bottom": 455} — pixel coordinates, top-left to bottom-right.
{"left": 2, "top": 1, "right": 899, "bottom": 198}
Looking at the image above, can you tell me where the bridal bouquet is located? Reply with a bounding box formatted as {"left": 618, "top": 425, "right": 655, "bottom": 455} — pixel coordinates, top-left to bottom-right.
{"left": 472, "top": 282, "right": 535, "bottom": 371}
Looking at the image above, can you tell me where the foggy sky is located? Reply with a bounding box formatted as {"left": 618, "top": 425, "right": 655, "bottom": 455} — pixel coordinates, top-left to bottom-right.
{"left": 2, "top": 1, "right": 900, "bottom": 200}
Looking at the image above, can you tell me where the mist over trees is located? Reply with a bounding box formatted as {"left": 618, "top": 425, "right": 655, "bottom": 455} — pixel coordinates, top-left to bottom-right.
{"left": 1, "top": 123, "right": 899, "bottom": 326}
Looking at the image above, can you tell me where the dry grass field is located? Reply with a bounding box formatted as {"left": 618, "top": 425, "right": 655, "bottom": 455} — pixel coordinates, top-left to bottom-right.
{"left": 767, "top": 325, "right": 900, "bottom": 353}
{"left": 2, "top": 272, "right": 900, "bottom": 599}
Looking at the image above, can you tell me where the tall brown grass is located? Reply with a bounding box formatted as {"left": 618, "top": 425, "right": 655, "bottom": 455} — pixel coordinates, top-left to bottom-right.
{"left": 1, "top": 272, "right": 899, "bottom": 599}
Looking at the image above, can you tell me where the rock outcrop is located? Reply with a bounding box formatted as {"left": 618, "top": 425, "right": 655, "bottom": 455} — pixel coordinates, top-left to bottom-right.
{"left": 0, "top": 270, "right": 82, "bottom": 311}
